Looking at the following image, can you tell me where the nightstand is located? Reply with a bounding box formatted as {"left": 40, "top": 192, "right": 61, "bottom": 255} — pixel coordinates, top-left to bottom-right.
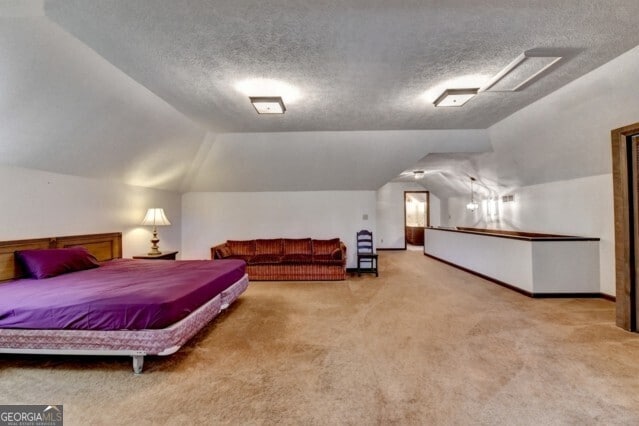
{"left": 132, "top": 251, "right": 178, "bottom": 260}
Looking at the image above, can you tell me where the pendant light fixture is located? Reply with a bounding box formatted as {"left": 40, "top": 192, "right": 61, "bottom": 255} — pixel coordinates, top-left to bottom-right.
{"left": 466, "top": 177, "right": 479, "bottom": 211}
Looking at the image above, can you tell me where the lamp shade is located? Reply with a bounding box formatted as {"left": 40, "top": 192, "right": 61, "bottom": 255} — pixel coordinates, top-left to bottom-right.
{"left": 141, "top": 208, "right": 171, "bottom": 226}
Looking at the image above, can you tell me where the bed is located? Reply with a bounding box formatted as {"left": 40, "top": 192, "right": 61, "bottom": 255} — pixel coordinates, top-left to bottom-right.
{"left": 0, "top": 232, "right": 249, "bottom": 373}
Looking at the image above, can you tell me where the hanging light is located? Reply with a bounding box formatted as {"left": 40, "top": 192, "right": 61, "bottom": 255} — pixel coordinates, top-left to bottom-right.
{"left": 466, "top": 177, "right": 479, "bottom": 211}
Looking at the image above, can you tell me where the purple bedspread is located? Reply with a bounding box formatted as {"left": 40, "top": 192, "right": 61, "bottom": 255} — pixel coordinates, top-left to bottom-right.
{"left": 0, "top": 259, "right": 245, "bottom": 330}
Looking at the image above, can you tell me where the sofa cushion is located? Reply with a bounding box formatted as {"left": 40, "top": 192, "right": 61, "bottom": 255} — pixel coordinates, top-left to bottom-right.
{"left": 250, "top": 254, "right": 282, "bottom": 265}
{"left": 282, "top": 238, "right": 312, "bottom": 255}
{"left": 227, "top": 240, "right": 256, "bottom": 256}
{"left": 255, "top": 239, "right": 283, "bottom": 255}
{"left": 330, "top": 248, "right": 343, "bottom": 260}
{"left": 226, "top": 254, "right": 253, "bottom": 263}
{"left": 312, "top": 238, "right": 340, "bottom": 255}
{"left": 215, "top": 246, "right": 232, "bottom": 259}
{"left": 313, "top": 254, "right": 344, "bottom": 266}
{"left": 281, "top": 254, "right": 314, "bottom": 264}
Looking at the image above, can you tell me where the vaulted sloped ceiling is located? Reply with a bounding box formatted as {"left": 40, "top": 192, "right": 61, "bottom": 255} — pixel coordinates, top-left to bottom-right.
{"left": 2, "top": 1, "right": 639, "bottom": 194}
{"left": 0, "top": 10, "right": 206, "bottom": 191}
{"left": 397, "top": 42, "right": 639, "bottom": 199}
{"left": 184, "top": 130, "right": 490, "bottom": 192}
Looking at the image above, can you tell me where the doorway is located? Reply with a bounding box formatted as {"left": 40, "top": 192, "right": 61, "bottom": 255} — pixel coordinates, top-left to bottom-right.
{"left": 611, "top": 123, "right": 639, "bottom": 332}
{"left": 404, "top": 191, "right": 429, "bottom": 250}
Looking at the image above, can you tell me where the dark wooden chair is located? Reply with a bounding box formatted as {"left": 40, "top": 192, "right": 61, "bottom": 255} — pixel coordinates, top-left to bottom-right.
{"left": 356, "top": 230, "right": 378, "bottom": 277}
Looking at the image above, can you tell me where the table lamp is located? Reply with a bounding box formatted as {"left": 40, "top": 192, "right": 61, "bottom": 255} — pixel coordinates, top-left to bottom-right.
{"left": 141, "top": 208, "right": 171, "bottom": 255}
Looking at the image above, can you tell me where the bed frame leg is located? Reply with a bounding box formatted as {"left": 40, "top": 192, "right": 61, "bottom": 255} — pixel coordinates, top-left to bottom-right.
{"left": 132, "top": 355, "right": 144, "bottom": 374}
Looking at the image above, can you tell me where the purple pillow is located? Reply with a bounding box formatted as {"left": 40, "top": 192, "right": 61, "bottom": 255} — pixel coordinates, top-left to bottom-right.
{"left": 15, "top": 247, "right": 100, "bottom": 279}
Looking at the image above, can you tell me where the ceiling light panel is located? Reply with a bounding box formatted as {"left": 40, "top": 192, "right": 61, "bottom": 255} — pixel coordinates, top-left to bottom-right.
{"left": 433, "top": 89, "right": 479, "bottom": 107}
{"left": 249, "top": 96, "right": 286, "bottom": 114}
{"left": 483, "top": 53, "right": 562, "bottom": 92}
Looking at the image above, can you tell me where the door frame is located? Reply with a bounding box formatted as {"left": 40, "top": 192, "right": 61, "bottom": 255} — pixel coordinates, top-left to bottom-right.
{"left": 403, "top": 191, "right": 430, "bottom": 249}
{"left": 611, "top": 122, "right": 639, "bottom": 331}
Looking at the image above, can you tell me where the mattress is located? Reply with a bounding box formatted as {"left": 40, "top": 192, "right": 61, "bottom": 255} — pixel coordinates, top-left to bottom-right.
{"left": 0, "top": 275, "right": 249, "bottom": 355}
{"left": 0, "top": 258, "right": 245, "bottom": 330}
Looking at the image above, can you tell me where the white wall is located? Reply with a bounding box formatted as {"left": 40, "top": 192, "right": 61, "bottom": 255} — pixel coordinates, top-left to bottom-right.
{"left": 181, "top": 191, "right": 376, "bottom": 268}
{"left": 426, "top": 228, "right": 534, "bottom": 292}
{"left": 0, "top": 165, "right": 182, "bottom": 258}
{"left": 430, "top": 195, "right": 441, "bottom": 228}
{"left": 425, "top": 228, "right": 600, "bottom": 294}
{"left": 446, "top": 174, "right": 614, "bottom": 296}
{"left": 376, "top": 182, "right": 441, "bottom": 249}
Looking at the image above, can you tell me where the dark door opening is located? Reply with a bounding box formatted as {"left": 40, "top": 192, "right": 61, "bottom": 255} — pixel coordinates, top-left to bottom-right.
{"left": 611, "top": 123, "right": 639, "bottom": 332}
{"left": 629, "top": 134, "right": 639, "bottom": 331}
{"left": 404, "top": 191, "right": 429, "bottom": 250}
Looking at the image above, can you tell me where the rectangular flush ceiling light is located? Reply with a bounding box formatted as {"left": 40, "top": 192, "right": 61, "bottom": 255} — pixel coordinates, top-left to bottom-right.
{"left": 433, "top": 88, "right": 479, "bottom": 107}
{"left": 482, "top": 51, "right": 563, "bottom": 92}
{"left": 249, "top": 96, "right": 286, "bottom": 114}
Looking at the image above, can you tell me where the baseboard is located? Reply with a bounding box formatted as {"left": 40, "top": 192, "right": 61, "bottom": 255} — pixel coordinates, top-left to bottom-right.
{"left": 424, "top": 252, "right": 614, "bottom": 302}
{"left": 599, "top": 293, "right": 617, "bottom": 302}
{"left": 377, "top": 248, "right": 405, "bottom": 251}
{"left": 532, "top": 293, "right": 615, "bottom": 301}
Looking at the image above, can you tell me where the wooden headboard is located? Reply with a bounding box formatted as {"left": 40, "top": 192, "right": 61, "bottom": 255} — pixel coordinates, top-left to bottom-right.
{"left": 0, "top": 232, "right": 122, "bottom": 282}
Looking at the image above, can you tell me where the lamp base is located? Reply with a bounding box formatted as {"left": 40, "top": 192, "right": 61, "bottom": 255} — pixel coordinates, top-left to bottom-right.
{"left": 148, "top": 227, "right": 162, "bottom": 255}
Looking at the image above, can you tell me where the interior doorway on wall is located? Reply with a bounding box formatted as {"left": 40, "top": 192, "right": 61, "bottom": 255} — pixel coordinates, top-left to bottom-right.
{"left": 404, "top": 191, "right": 429, "bottom": 251}
{"left": 611, "top": 123, "right": 639, "bottom": 332}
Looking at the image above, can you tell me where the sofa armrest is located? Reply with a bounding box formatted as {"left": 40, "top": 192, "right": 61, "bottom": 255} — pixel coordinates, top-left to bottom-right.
{"left": 340, "top": 242, "right": 347, "bottom": 266}
{"left": 211, "top": 242, "right": 229, "bottom": 260}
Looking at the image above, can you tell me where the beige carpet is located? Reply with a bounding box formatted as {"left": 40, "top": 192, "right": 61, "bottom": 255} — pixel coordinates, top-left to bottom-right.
{"left": 2, "top": 251, "right": 639, "bottom": 425}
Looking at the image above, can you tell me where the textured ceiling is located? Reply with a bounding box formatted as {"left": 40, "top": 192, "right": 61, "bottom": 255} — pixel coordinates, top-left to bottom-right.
{"left": 45, "top": 0, "right": 639, "bottom": 132}
{"left": 3, "top": 1, "right": 639, "bottom": 194}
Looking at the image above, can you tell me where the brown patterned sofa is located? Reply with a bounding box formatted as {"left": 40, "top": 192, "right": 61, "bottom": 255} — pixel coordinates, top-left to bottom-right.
{"left": 211, "top": 238, "right": 346, "bottom": 281}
